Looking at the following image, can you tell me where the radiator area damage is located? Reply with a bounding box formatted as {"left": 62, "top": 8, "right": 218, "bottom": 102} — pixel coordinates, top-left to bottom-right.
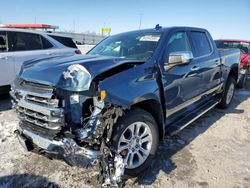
{"left": 71, "top": 96, "right": 126, "bottom": 187}
{"left": 12, "top": 93, "right": 127, "bottom": 186}
{"left": 69, "top": 96, "right": 126, "bottom": 187}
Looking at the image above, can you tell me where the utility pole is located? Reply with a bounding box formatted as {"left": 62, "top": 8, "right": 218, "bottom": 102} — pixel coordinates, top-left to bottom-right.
{"left": 73, "top": 20, "right": 76, "bottom": 33}
{"left": 139, "top": 13, "right": 142, "bottom": 30}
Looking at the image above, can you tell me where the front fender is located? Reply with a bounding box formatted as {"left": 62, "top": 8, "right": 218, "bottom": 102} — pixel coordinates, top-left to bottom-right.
{"left": 99, "top": 63, "right": 161, "bottom": 109}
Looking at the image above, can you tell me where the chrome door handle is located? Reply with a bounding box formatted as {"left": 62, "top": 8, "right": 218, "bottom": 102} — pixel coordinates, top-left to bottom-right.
{"left": 191, "top": 66, "right": 200, "bottom": 71}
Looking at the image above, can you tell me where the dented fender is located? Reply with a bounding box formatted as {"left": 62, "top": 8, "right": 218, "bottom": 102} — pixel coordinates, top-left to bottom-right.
{"left": 99, "top": 62, "right": 162, "bottom": 108}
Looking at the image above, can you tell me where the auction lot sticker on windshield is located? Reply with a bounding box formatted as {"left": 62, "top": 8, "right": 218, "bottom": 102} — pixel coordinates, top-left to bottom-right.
{"left": 139, "top": 35, "right": 160, "bottom": 42}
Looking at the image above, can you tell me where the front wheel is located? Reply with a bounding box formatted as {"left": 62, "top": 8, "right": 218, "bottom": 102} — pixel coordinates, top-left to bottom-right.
{"left": 111, "top": 109, "right": 159, "bottom": 177}
{"left": 218, "top": 77, "right": 236, "bottom": 108}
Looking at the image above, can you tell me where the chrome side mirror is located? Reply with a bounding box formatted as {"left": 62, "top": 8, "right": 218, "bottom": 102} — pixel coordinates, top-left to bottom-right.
{"left": 164, "top": 51, "right": 193, "bottom": 71}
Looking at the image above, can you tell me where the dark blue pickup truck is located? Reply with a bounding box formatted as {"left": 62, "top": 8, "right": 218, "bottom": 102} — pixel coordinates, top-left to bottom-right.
{"left": 11, "top": 26, "right": 240, "bottom": 187}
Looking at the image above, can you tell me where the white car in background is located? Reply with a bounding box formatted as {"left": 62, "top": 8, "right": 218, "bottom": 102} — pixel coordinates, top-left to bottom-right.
{"left": 0, "top": 28, "right": 81, "bottom": 95}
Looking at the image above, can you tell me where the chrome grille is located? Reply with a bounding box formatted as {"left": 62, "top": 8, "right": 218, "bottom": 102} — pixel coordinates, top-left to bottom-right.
{"left": 15, "top": 106, "right": 63, "bottom": 130}
{"left": 11, "top": 79, "right": 64, "bottom": 132}
{"left": 26, "top": 94, "right": 59, "bottom": 107}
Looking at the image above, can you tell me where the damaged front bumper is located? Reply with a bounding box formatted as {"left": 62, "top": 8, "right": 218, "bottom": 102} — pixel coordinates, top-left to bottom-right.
{"left": 15, "top": 128, "right": 102, "bottom": 166}
{"left": 15, "top": 127, "right": 126, "bottom": 187}
{"left": 11, "top": 78, "right": 126, "bottom": 187}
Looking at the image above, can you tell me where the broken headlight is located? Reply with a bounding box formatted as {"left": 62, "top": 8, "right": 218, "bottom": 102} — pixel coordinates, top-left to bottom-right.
{"left": 59, "top": 64, "right": 91, "bottom": 91}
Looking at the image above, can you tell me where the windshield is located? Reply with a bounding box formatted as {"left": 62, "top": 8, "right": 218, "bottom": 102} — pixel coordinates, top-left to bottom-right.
{"left": 88, "top": 31, "right": 163, "bottom": 60}
{"left": 215, "top": 41, "right": 250, "bottom": 54}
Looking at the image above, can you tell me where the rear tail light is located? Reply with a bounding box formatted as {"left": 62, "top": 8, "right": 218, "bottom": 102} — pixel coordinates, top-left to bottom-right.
{"left": 75, "top": 49, "right": 82, "bottom": 54}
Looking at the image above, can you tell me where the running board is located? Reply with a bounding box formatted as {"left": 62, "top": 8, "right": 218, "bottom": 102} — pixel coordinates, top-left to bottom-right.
{"left": 165, "top": 98, "right": 220, "bottom": 136}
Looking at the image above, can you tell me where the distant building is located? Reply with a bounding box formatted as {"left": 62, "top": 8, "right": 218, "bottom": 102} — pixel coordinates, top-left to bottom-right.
{"left": 0, "top": 23, "right": 106, "bottom": 45}
{"left": 0, "top": 23, "right": 59, "bottom": 32}
{"left": 55, "top": 32, "right": 105, "bottom": 45}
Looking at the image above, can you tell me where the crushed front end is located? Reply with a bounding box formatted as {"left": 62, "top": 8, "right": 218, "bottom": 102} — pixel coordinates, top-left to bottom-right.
{"left": 11, "top": 67, "right": 126, "bottom": 187}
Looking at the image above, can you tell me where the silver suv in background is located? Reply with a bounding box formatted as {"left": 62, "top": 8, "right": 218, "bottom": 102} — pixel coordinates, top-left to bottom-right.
{"left": 0, "top": 28, "right": 81, "bottom": 95}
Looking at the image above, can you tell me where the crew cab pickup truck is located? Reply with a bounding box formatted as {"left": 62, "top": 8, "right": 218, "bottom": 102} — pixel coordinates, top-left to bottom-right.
{"left": 11, "top": 26, "right": 240, "bottom": 187}
{"left": 215, "top": 39, "right": 250, "bottom": 88}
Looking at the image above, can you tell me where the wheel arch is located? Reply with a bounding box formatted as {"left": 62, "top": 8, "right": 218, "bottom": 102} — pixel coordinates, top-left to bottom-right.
{"left": 131, "top": 99, "right": 165, "bottom": 141}
{"left": 228, "top": 65, "right": 239, "bottom": 82}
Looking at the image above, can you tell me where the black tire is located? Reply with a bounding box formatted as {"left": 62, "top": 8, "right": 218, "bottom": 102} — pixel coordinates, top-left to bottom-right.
{"left": 218, "top": 77, "right": 236, "bottom": 108}
{"left": 0, "top": 93, "right": 10, "bottom": 100}
{"left": 0, "top": 85, "right": 10, "bottom": 100}
{"left": 111, "top": 108, "right": 159, "bottom": 177}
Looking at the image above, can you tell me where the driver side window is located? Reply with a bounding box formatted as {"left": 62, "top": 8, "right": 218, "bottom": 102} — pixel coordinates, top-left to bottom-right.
{"left": 164, "top": 32, "right": 191, "bottom": 59}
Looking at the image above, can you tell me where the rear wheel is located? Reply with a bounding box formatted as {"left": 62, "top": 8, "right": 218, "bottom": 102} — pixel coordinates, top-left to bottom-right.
{"left": 237, "top": 73, "right": 247, "bottom": 88}
{"left": 111, "top": 109, "right": 159, "bottom": 177}
{"left": 218, "top": 77, "right": 236, "bottom": 108}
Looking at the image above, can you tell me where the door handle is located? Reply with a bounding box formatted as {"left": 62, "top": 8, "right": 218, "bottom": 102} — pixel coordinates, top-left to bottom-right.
{"left": 190, "top": 66, "right": 200, "bottom": 71}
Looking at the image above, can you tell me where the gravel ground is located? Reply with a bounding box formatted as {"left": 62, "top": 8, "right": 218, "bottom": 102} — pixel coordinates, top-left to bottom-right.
{"left": 0, "top": 86, "right": 250, "bottom": 188}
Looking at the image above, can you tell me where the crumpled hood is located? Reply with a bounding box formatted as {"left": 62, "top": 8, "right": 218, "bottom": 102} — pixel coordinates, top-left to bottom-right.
{"left": 19, "top": 54, "right": 143, "bottom": 88}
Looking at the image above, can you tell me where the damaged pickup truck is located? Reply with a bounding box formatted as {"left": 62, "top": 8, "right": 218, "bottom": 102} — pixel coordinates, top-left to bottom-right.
{"left": 11, "top": 26, "right": 240, "bottom": 187}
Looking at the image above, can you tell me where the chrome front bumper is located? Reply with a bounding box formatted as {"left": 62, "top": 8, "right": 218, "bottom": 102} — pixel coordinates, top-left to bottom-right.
{"left": 16, "top": 128, "right": 102, "bottom": 165}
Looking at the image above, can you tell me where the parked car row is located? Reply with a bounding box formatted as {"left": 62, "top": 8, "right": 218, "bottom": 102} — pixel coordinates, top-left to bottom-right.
{"left": 0, "top": 28, "right": 81, "bottom": 95}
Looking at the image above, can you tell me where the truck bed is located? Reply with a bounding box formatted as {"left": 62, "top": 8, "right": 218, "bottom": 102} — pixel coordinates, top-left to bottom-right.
{"left": 218, "top": 48, "right": 240, "bottom": 65}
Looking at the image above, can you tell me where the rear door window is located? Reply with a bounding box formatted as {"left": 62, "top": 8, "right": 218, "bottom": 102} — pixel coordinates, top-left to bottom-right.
{"left": 0, "top": 31, "right": 8, "bottom": 52}
{"left": 49, "top": 35, "right": 77, "bottom": 48}
{"left": 189, "top": 31, "right": 212, "bottom": 57}
{"left": 10, "top": 32, "right": 43, "bottom": 51}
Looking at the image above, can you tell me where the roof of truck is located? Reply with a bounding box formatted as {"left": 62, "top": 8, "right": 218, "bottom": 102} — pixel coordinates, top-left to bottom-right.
{"left": 112, "top": 26, "right": 209, "bottom": 37}
{"left": 135, "top": 26, "right": 207, "bottom": 32}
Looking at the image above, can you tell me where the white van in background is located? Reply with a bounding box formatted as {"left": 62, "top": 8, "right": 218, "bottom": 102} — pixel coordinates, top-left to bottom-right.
{"left": 0, "top": 28, "right": 81, "bottom": 95}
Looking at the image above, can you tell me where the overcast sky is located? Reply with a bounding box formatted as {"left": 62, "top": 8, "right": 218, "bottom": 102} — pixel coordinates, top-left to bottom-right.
{"left": 0, "top": 0, "right": 249, "bottom": 40}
